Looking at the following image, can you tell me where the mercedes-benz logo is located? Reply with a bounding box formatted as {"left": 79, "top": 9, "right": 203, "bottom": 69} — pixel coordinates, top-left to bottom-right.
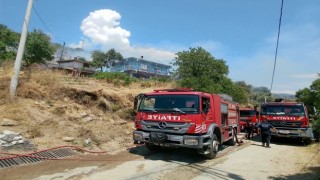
{"left": 158, "top": 122, "right": 167, "bottom": 129}
{"left": 280, "top": 121, "right": 286, "bottom": 125}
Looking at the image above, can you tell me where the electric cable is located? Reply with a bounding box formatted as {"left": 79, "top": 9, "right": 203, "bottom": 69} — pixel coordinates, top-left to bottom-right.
{"left": 270, "top": 0, "right": 284, "bottom": 93}
{"left": 32, "top": 5, "right": 64, "bottom": 43}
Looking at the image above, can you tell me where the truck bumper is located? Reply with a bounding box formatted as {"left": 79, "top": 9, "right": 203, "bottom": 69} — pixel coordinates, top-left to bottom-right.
{"left": 272, "top": 127, "right": 314, "bottom": 140}
{"left": 133, "top": 130, "right": 211, "bottom": 149}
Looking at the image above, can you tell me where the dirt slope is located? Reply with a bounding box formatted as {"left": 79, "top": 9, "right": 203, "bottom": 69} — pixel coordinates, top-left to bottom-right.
{"left": 0, "top": 65, "right": 174, "bottom": 153}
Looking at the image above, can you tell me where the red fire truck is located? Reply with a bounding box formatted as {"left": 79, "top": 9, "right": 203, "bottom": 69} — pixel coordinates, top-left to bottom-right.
{"left": 260, "top": 101, "right": 314, "bottom": 143}
{"left": 133, "top": 89, "right": 240, "bottom": 159}
{"left": 239, "top": 108, "right": 259, "bottom": 131}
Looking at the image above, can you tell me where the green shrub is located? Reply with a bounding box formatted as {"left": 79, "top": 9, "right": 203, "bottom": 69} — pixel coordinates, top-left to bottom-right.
{"left": 311, "top": 114, "right": 320, "bottom": 141}
{"left": 92, "top": 72, "right": 137, "bottom": 86}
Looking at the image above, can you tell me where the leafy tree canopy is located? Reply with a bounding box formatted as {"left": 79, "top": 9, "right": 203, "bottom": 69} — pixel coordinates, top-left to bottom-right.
{"left": 174, "top": 47, "right": 228, "bottom": 92}
{"left": 235, "top": 81, "right": 253, "bottom": 95}
{"left": 23, "top": 29, "right": 56, "bottom": 67}
{"left": 296, "top": 78, "right": 320, "bottom": 114}
{"left": 91, "top": 48, "right": 123, "bottom": 71}
{"left": 296, "top": 76, "right": 320, "bottom": 138}
{"left": 173, "top": 47, "right": 247, "bottom": 103}
{"left": 223, "top": 78, "right": 247, "bottom": 104}
{"left": 105, "top": 48, "right": 123, "bottom": 67}
{"left": 91, "top": 50, "right": 105, "bottom": 71}
{"left": 0, "top": 24, "right": 20, "bottom": 61}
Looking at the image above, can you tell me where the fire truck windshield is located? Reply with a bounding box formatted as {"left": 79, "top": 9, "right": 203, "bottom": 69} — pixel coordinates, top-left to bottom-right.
{"left": 139, "top": 95, "right": 199, "bottom": 114}
{"left": 240, "top": 110, "right": 255, "bottom": 117}
{"left": 261, "top": 105, "right": 305, "bottom": 116}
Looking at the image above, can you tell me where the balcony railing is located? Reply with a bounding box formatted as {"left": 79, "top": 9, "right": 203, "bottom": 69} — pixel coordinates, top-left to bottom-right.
{"left": 110, "top": 64, "right": 170, "bottom": 76}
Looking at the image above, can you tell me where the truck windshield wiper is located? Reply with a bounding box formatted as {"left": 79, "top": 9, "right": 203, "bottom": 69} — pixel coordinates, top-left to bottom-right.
{"left": 141, "top": 108, "right": 158, "bottom": 113}
{"left": 172, "top": 108, "right": 186, "bottom": 114}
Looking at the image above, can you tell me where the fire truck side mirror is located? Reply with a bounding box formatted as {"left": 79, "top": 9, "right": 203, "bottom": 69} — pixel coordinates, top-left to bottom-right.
{"left": 134, "top": 94, "right": 144, "bottom": 110}
{"left": 202, "top": 108, "right": 209, "bottom": 114}
{"left": 202, "top": 100, "right": 209, "bottom": 114}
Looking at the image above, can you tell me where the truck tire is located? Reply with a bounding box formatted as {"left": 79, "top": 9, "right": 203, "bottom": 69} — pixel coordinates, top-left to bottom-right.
{"left": 303, "top": 138, "right": 312, "bottom": 145}
{"left": 204, "top": 133, "right": 219, "bottom": 159}
{"left": 145, "top": 143, "right": 159, "bottom": 151}
{"left": 228, "top": 128, "right": 237, "bottom": 146}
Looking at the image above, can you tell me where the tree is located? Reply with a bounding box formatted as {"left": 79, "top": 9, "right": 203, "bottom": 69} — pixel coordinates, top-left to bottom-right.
{"left": 0, "top": 24, "right": 20, "bottom": 61}
{"left": 91, "top": 48, "right": 123, "bottom": 72}
{"left": 173, "top": 47, "right": 228, "bottom": 93}
{"left": 23, "top": 29, "right": 56, "bottom": 67}
{"left": 235, "top": 81, "right": 252, "bottom": 95}
{"left": 105, "top": 48, "right": 123, "bottom": 67}
{"left": 173, "top": 47, "right": 248, "bottom": 103}
{"left": 311, "top": 79, "right": 320, "bottom": 110}
{"left": 91, "top": 50, "right": 105, "bottom": 72}
{"left": 251, "top": 86, "right": 272, "bottom": 104}
{"left": 223, "top": 78, "right": 248, "bottom": 104}
{"left": 296, "top": 78, "right": 320, "bottom": 113}
{"left": 297, "top": 78, "right": 320, "bottom": 141}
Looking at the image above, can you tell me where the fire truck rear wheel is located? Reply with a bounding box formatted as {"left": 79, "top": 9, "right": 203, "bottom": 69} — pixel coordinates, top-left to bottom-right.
{"left": 145, "top": 142, "right": 159, "bottom": 151}
{"left": 228, "top": 128, "right": 237, "bottom": 146}
{"left": 204, "top": 133, "right": 219, "bottom": 159}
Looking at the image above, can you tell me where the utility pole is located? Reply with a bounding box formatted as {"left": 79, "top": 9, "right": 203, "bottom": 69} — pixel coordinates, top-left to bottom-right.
{"left": 9, "top": 0, "right": 34, "bottom": 98}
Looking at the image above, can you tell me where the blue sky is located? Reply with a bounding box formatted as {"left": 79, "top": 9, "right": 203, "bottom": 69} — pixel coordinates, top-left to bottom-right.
{"left": 1, "top": 0, "right": 319, "bottom": 94}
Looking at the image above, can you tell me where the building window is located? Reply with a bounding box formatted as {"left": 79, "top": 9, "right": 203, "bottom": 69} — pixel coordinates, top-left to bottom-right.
{"left": 140, "top": 64, "right": 147, "bottom": 70}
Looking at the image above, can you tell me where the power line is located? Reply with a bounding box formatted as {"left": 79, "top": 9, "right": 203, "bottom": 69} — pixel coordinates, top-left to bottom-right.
{"left": 32, "top": 5, "right": 64, "bottom": 43}
{"left": 270, "top": 0, "right": 284, "bottom": 93}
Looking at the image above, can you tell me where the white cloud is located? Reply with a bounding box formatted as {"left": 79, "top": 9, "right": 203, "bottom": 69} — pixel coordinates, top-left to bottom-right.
{"left": 77, "top": 9, "right": 175, "bottom": 65}
{"left": 80, "top": 9, "right": 130, "bottom": 49}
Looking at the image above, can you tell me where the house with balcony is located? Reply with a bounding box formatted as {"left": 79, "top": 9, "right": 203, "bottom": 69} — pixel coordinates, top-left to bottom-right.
{"left": 110, "top": 57, "right": 172, "bottom": 78}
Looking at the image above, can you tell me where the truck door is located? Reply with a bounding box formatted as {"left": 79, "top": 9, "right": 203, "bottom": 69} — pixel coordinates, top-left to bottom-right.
{"left": 201, "top": 96, "right": 213, "bottom": 122}
{"left": 221, "top": 103, "right": 230, "bottom": 142}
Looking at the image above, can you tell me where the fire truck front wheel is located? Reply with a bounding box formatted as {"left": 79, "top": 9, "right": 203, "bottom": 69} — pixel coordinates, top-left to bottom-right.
{"left": 203, "top": 133, "right": 219, "bottom": 159}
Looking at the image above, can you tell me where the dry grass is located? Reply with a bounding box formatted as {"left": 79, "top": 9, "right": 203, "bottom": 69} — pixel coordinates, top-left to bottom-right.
{"left": 17, "top": 69, "right": 63, "bottom": 100}
{"left": 0, "top": 61, "right": 14, "bottom": 105}
{"left": 0, "top": 65, "right": 176, "bottom": 152}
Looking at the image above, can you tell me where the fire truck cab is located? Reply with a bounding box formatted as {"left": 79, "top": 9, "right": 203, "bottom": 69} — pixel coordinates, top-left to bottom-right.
{"left": 260, "top": 101, "right": 314, "bottom": 143}
{"left": 239, "top": 108, "right": 259, "bottom": 131}
{"left": 132, "top": 89, "right": 240, "bottom": 159}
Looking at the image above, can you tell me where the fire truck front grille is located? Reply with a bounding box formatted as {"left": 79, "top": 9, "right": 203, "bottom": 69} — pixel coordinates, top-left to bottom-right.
{"left": 141, "top": 120, "right": 191, "bottom": 134}
{"left": 264, "top": 120, "right": 302, "bottom": 128}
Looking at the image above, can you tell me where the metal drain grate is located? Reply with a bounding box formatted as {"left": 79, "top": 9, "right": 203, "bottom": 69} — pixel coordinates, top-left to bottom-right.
{"left": 0, "top": 147, "right": 78, "bottom": 168}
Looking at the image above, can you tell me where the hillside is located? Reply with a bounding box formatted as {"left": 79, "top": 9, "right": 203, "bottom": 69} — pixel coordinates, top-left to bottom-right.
{"left": 272, "top": 93, "right": 296, "bottom": 100}
{"left": 0, "top": 64, "right": 175, "bottom": 154}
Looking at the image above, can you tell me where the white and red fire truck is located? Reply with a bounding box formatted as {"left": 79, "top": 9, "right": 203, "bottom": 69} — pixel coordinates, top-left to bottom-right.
{"left": 132, "top": 89, "right": 240, "bottom": 159}
{"left": 239, "top": 108, "right": 259, "bottom": 131}
{"left": 260, "top": 101, "right": 314, "bottom": 143}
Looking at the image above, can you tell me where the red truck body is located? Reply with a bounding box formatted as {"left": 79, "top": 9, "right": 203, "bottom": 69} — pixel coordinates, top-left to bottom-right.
{"left": 239, "top": 108, "right": 259, "bottom": 131}
{"left": 260, "top": 102, "right": 314, "bottom": 143}
{"left": 133, "top": 89, "right": 240, "bottom": 159}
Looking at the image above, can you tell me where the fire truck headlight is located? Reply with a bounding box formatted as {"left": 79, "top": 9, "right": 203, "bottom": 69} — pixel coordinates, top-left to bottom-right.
{"left": 184, "top": 139, "right": 198, "bottom": 146}
{"left": 133, "top": 134, "right": 143, "bottom": 141}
